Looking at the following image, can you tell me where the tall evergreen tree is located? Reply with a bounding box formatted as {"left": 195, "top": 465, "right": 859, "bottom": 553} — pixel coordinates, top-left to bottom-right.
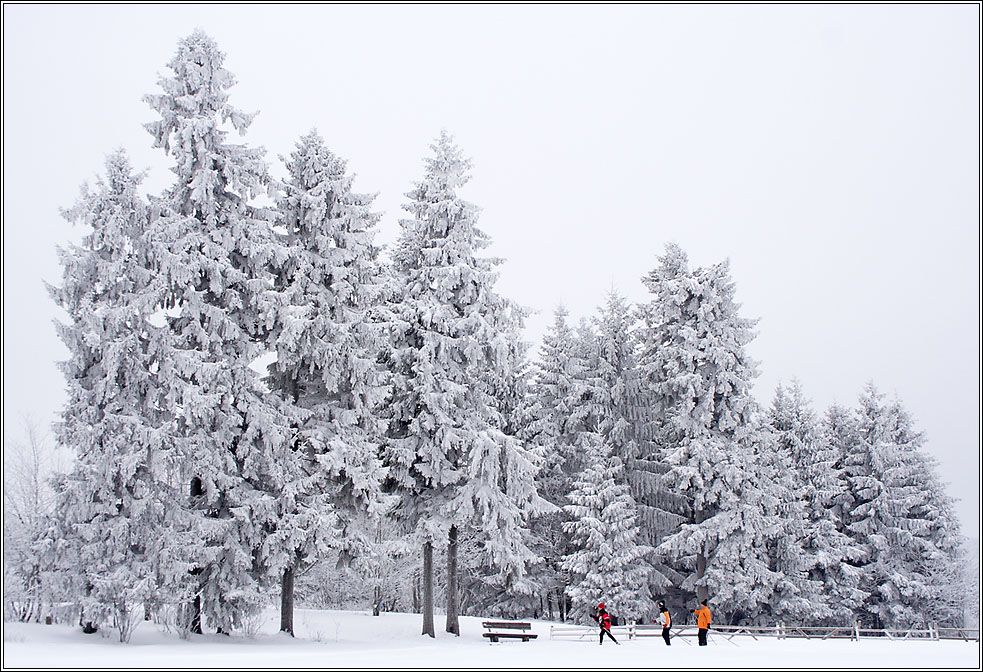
{"left": 782, "top": 387, "right": 867, "bottom": 623}
{"left": 46, "top": 151, "right": 180, "bottom": 641}
{"left": 382, "top": 131, "right": 547, "bottom": 637}
{"left": 845, "top": 383, "right": 963, "bottom": 628}
{"left": 561, "top": 294, "right": 653, "bottom": 622}
{"left": 637, "top": 244, "right": 781, "bottom": 624}
{"left": 142, "top": 31, "right": 292, "bottom": 633}
{"left": 263, "top": 130, "right": 390, "bottom": 635}
{"left": 768, "top": 380, "right": 864, "bottom": 624}
{"left": 526, "top": 306, "right": 581, "bottom": 621}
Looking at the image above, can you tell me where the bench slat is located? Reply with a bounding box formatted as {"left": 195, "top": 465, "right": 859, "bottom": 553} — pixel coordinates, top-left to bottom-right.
{"left": 483, "top": 632, "right": 538, "bottom": 642}
{"left": 482, "top": 621, "right": 532, "bottom": 630}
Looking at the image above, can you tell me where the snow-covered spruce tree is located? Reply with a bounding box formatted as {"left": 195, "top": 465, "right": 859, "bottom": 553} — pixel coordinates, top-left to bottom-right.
{"left": 46, "top": 151, "right": 179, "bottom": 641}
{"left": 845, "top": 383, "right": 963, "bottom": 628}
{"left": 768, "top": 380, "right": 866, "bottom": 625}
{"left": 469, "top": 327, "right": 548, "bottom": 618}
{"left": 748, "top": 422, "right": 818, "bottom": 626}
{"left": 778, "top": 384, "right": 867, "bottom": 624}
{"left": 382, "top": 131, "right": 548, "bottom": 636}
{"left": 618, "top": 302, "right": 686, "bottom": 613}
{"left": 637, "top": 243, "right": 789, "bottom": 625}
{"left": 882, "top": 398, "right": 964, "bottom": 628}
{"left": 263, "top": 130, "right": 390, "bottom": 635}
{"left": 525, "top": 306, "right": 583, "bottom": 621}
{"left": 561, "top": 294, "right": 654, "bottom": 623}
{"left": 142, "top": 31, "right": 293, "bottom": 634}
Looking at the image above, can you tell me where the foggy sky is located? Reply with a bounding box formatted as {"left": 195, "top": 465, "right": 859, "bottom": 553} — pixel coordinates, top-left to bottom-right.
{"left": 3, "top": 4, "right": 979, "bottom": 532}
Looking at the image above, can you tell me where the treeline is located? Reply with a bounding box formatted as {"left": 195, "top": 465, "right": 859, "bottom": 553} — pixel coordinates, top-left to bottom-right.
{"left": 2, "top": 31, "right": 969, "bottom": 642}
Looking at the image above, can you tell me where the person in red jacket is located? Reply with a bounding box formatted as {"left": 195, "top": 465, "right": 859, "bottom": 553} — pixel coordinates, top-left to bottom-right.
{"left": 590, "top": 603, "right": 620, "bottom": 645}
{"left": 692, "top": 599, "right": 712, "bottom": 646}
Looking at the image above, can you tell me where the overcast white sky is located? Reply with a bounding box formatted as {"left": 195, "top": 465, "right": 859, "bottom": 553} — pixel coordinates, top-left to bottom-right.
{"left": 3, "top": 4, "right": 980, "bottom": 533}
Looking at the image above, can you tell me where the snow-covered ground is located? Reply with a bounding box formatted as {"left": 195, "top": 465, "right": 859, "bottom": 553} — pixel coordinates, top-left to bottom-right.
{"left": 3, "top": 609, "right": 980, "bottom": 669}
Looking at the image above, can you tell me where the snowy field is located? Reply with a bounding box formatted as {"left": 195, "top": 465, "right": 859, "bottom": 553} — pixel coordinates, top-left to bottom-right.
{"left": 2, "top": 609, "right": 980, "bottom": 669}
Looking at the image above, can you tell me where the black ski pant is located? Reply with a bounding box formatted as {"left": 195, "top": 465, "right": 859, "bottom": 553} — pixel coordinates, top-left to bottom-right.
{"left": 698, "top": 628, "right": 708, "bottom": 646}
{"left": 662, "top": 626, "right": 671, "bottom": 645}
{"left": 599, "top": 627, "right": 618, "bottom": 645}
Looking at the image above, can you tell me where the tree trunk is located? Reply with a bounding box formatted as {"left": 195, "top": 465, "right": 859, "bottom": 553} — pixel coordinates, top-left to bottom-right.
{"left": 422, "top": 541, "right": 435, "bottom": 638}
{"left": 372, "top": 520, "right": 383, "bottom": 616}
{"left": 191, "top": 586, "right": 203, "bottom": 635}
{"left": 694, "top": 506, "right": 709, "bottom": 608}
{"left": 189, "top": 479, "right": 204, "bottom": 635}
{"left": 696, "top": 550, "right": 708, "bottom": 606}
{"left": 445, "top": 525, "right": 460, "bottom": 636}
{"left": 280, "top": 565, "right": 295, "bottom": 636}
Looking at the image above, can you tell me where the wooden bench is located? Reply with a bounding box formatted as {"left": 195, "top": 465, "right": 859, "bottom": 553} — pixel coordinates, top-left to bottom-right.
{"left": 482, "top": 621, "right": 538, "bottom": 643}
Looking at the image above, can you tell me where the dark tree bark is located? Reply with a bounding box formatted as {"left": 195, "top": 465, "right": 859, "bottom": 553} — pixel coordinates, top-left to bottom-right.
{"left": 422, "top": 541, "right": 435, "bottom": 637}
{"left": 372, "top": 520, "right": 383, "bottom": 616}
{"left": 280, "top": 565, "right": 295, "bottom": 636}
{"left": 189, "top": 478, "right": 204, "bottom": 634}
{"left": 696, "top": 551, "right": 708, "bottom": 605}
{"left": 190, "top": 569, "right": 203, "bottom": 635}
{"left": 445, "top": 525, "right": 460, "bottom": 636}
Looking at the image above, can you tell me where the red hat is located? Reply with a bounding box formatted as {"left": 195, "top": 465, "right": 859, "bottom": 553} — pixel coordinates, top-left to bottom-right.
{"left": 598, "top": 603, "right": 605, "bottom": 609}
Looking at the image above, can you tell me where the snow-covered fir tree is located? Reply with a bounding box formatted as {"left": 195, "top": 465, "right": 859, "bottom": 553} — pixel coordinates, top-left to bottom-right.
{"left": 881, "top": 398, "right": 964, "bottom": 627}
{"left": 768, "top": 380, "right": 864, "bottom": 624}
{"left": 845, "top": 383, "right": 963, "bottom": 628}
{"left": 262, "top": 130, "right": 390, "bottom": 635}
{"left": 780, "top": 387, "right": 867, "bottom": 624}
{"left": 637, "top": 243, "right": 788, "bottom": 624}
{"left": 142, "top": 31, "right": 293, "bottom": 634}
{"left": 561, "top": 295, "right": 654, "bottom": 623}
{"left": 382, "top": 131, "right": 548, "bottom": 636}
{"left": 752, "top": 398, "right": 821, "bottom": 626}
{"left": 524, "top": 306, "right": 583, "bottom": 621}
{"left": 46, "top": 151, "right": 180, "bottom": 641}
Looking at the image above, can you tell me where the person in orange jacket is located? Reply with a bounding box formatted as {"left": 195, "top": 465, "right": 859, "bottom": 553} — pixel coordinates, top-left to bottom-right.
{"left": 692, "top": 599, "right": 712, "bottom": 646}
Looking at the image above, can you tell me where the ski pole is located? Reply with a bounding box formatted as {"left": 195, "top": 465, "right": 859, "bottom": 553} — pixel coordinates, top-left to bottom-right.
{"left": 708, "top": 630, "right": 739, "bottom": 647}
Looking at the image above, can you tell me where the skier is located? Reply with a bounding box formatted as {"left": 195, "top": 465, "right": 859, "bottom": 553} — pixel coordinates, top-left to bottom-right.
{"left": 590, "top": 602, "right": 620, "bottom": 645}
{"left": 692, "top": 598, "right": 712, "bottom": 646}
{"left": 657, "top": 601, "right": 671, "bottom": 646}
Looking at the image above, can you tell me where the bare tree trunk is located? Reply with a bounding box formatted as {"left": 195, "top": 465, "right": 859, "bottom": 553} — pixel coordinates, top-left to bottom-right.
{"left": 422, "top": 541, "right": 435, "bottom": 637}
{"left": 445, "top": 525, "right": 460, "bottom": 635}
{"left": 412, "top": 572, "right": 421, "bottom": 613}
{"left": 696, "top": 550, "right": 708, "bottom": 606}
{"left": 190, "top": 568, "right": 203, "bottom": 635}
{"left": 280, "top": 565, "right": 295, "bottom": 636}
{"left": 695, "top": 507, "right": 708, "bottom": 607}
{"left": 189, "top": 478, "right": 204, "bottom": 635}
{"left": 373, "top": 519, "right": 383, "bottom": 616}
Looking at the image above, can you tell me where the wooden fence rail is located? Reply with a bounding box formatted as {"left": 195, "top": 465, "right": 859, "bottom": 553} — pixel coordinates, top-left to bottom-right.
{"left": 550, "top": 623, "right": 980, "bottom": 643}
